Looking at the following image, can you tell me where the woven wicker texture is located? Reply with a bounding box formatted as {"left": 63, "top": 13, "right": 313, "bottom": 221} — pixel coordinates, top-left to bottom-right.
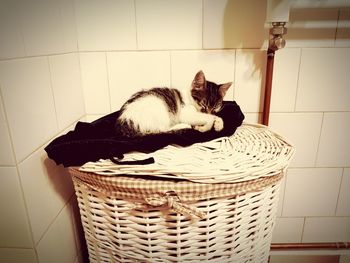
{"left": 72, "top": 173, "right": 282, "bottom": 263}
{"left": 79, "top": 124, "right": 294, "bottom": 183}
{"left": 70, "top": 124, "right": 294, "bottom": 262}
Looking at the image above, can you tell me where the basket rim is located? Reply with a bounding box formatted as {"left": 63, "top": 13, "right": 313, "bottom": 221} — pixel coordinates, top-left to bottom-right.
{"left": 78, "top": 123, "right": 295, "bottom": 184}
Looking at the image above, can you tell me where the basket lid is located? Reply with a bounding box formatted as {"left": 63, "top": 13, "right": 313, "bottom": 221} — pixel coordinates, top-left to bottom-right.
{"left": 78, "top": 124, "right": 295, "bottom": 184}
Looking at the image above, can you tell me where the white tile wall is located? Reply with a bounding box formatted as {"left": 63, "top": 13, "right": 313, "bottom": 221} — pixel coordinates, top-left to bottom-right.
{"left": 49, "top": 53, "right": 85, "bottom": 130}
{"left": 286, "top": 8, "right": 338, "bottom": 48}
{"left": 0, "top": 167, "right": 33, "bottom": 248}
{"left": 42, "top": 153, "right": 76, "bottom": 214}
{"left": 0, "top": 248, "right": 37, "bottom": 263}
{"left": 0, "top": 1, "right": 25, "bottom": 59}
{"left": 0, "top": 106, "right": 15, "bottom": 164}
{"left": 80, "top": 52, "right": 110, "bottom": 114}
{"left": 317, "top": 112, "right": 350, "bottom": 167}
{"left": 0, "top": 57, "right": 58, "bottom": 162}
{"left": 171, "top": 50, "right": 235, "bottom": 100}
{"left": 68, "top": 198, "right": 86, "bottom": 260}
{"left": 74, "top": 0, "right": 136, "bottom": 51}
{"left": 283, "top": 168, "right": 342, "bottom": 217}
{"left": 18, "top": 148, "right": 74, "bottom": 244}
{"left": 234, "top": 50, "right": 266, "bottom": 113}
{"left": 303, "top": 217, "right": 350, "bottom": 242}
{"left": 270, "top": 48, "right": 301, "bottom": 112}
{"left": 243, "top": 113, "right": 260, "bottom": 124}
{"left": 272, "top": 217, "right": 304, "bottom": 243}
{"left": 276, "top": 175, "right": 286, "bottom": 217}
{"left": 269, "top": 113, "right": 323, "bottom": 167}
{"left": 336, "top": 169, "right": 350, "bottom": 216}
{"left": 0, "top": 0, "right": 349, "bottom": 252}
{"left": 336, "top": 9, "right": 350, "bottom": 47}
{"left": 107, "top": 51, "right": 171, "bottom": 111}
{"left": 0, "top": 97, "right": 5, "bottom": 122}
{"left": 203, "top": 0, "right": 267, "bottom": 49}
{"left": 136, "top": 0, "right": 202, "bottom": 50}
{"left": 18, "top": 0, "right": 76, "bottom": 56}
{"left": 36, "top": 204, "right": 77, "bottom": 263}
{"left": 59, "top": 0, "right": 79, "bottom": 52}
{"left": 85, "top": 115, "right": 104, "bottom": 123}
{"left": 296, "top": 48, "right": 350, "bottom": 112}
{"left": 0, "top": 123, "right": 14, "bottom": 165}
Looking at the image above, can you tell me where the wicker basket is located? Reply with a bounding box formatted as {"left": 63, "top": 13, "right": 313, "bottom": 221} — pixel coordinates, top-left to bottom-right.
{"left": 70, "top": 124, "right": 294, "bottom": 263}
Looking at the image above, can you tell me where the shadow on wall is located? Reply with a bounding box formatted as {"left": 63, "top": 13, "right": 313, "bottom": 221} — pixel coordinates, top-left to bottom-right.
{"left": 223, "top": 0, "right": 267, "bottom": 115}
{"left": 286, "top": 7, "right": 350, "bottom": 45}
{"left": 222, "top": 1, "right": 350, "bottom": 115}
{"left": 223, "top": 0, "right": 267, "bottom": 49}
{"left": 43, "top": 158, "right": 89, "bottom": 262}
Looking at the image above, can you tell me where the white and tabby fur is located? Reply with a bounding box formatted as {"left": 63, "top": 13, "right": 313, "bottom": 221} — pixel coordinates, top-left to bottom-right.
{"left": 117, "top": 70, "right": 232, "bottom": 136}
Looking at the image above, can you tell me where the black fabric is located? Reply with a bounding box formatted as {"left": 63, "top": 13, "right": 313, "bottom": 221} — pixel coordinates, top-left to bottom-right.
{"left": 45, "top": 101, "right": 244, "bottom": 167}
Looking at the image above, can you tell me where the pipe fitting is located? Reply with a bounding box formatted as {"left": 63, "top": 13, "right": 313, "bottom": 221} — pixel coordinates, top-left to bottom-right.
{"left": 269, "top": 22, "right": 287, "bottom": 51}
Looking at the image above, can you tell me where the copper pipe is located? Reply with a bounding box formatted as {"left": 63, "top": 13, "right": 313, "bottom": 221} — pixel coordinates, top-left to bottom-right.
{"left": 262, "top": 49, "right": 275, "bottom": 126}
{"left": 262, "top": 22, "right": 287, "bottom": 126}
{"left": 271, "top": 242, "right": 350, "bottom": 251}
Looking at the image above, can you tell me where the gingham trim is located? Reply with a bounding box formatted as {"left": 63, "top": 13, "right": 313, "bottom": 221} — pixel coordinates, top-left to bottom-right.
{"left": 70, "top": 168, "right": 283, "bottom": 218}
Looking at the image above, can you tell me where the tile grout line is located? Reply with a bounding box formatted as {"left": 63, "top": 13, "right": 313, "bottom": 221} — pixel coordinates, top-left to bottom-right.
{"left": 279, "top": 173, "right": 287, "bottom": 217}
{"left": 104, "top": 52, "right": 112, "bottom": 113}
{"left": 201, "top": 0, "right": 204, "bottom": 50}
{"left": 76, "top": 53, "right": 87, "bottom": 117}
{"left": 233, "top": 49, "right": 237, "bottom": 101}
{"left": 334, "top": 168, "right": 345, "bottom": 216}
{"left": 169, "top": 51, "right": 173, "bottom": 87}
{"left": 67, "top": 196, "right": 84, "bottom": 262}
{"left": 134, "top": 0, "right": 139, "bottom": 50}
{"left": 33, "top": 193, "right": 76, "bottom": 248}
{"left": 0, "top": 48, "right": 271, "bottom": 61}
{"left": 71, "top": 0, "right": 80, "bottom": 52}
{"left": 300, "top": 217, "right": 306, "bottom": 243}
{"left": 0, "top": 88, "right": 17, "bottom": 165}
{"left": 1, "top": 47, "right": 350, "bottom": 62}
{"left": 293, "top": 48, "right": 302, "bottom": 112}
{"left": 334, "top": 9, "right": 341, "bottom": 47}
{"left": 47, "top": 56, "right": 60, "bottom": 133}
{"left": 0, "top": 87, "right": 39, "bottom": 259}
{"left": 17, "top": 114, "right": 85, "bottom": 166}
{"left": 314, "top": 112, "right": 325, "bottom": 167}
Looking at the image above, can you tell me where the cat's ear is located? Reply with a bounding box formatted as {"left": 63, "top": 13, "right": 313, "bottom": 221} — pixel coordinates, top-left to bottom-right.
{"left": 219, "top": 82, "right": 232, "bottom": 97}
{"left": 192, "top": 70, "right": 206, "bottom": 90}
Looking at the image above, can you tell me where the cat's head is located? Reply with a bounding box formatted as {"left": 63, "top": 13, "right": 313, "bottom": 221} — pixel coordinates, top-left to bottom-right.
{"left": 191, "top": 70, "right": 232, "bottom": 114}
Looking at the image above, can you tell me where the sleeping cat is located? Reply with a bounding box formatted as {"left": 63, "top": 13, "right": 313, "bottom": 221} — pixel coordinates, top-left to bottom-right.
{"left": 116, "top": 70, "right": 232, "bottom": 137}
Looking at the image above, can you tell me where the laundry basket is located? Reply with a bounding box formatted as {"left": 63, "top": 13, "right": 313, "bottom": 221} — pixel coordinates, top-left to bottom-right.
{"left": 69, "top": 123, "right": 294, "bottom": 263}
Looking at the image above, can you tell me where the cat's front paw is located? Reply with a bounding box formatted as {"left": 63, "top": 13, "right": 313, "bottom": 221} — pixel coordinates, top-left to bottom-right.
{"left": 194, "top": 124, "right": 211, "bottom": 132}
{"left": 213, "top": 117, "right": 224, "bottom": 131}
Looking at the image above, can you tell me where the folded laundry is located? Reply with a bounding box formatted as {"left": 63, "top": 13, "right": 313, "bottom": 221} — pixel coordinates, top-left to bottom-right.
{"left": 45, "top": 101, "right": 244, "bottom": 167}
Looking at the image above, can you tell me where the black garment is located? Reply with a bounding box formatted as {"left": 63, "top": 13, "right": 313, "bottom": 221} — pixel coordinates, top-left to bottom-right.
{"left": 45, "top": 101, "right": 244, "bottom": 167}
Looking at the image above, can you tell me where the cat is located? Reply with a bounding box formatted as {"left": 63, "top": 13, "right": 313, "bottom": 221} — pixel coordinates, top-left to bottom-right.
{"left": 116, "top": 70, "right": 232, "bottom": 137}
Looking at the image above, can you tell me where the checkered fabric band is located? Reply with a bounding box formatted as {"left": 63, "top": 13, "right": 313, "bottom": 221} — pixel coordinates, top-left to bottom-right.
{"left": 70, "top": 168, "right": 283, "bottom": 219}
